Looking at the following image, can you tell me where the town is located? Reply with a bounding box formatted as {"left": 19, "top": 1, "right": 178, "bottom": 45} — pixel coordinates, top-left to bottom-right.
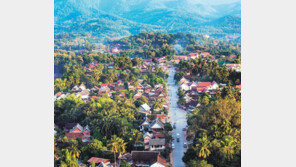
{"left": 54, "top": 33, "right": 241, "bottom": 167}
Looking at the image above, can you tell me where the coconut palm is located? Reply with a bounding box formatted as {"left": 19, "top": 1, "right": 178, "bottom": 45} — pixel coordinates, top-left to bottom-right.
{"left": 108, "top": 135, "right": 127, "bottom": 167}
{"left": 219, "top": 135, "right": 236, "bottom": 160}
{"left": 68, "top": 140, "right": 80, "bottom": 159}
{"left": 195, "top": 136, "right": 211, "bottom": 159}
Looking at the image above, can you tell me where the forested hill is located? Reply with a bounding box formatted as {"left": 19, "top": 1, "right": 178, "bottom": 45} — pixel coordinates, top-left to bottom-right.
{"left": 108, "top": 32, "right": 241, "bottom": 59}
{"left": 54, "top": 0, "right": 241, "bottom": 39}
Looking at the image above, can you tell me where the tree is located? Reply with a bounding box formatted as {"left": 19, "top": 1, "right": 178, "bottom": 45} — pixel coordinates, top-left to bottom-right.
{"left": 59, "top": 149, "right": 79, "bottom": 167}
{"left": 120, "top": 160, "right": 131, "bottom": 167}
{"left": 130, "top": 129, "right": 142, "bottom": 147}
{"left": 90, "top": 161, "right": 96, "bottom": 167}
{"left": 68, "top": 139, "right": 80, "bottom": 159}
{"left": 219, "top": 135, "right": 237, "bottom": 160}
{"left": 54, "top": 78, "right": 68, "bottom": 93}
{"left": 177, "top": 89, "right": 185, "bottom": 98}
{"left": 54, "top": 94, "right": 86, "bottom": 127}
{"left": 108, "top": 135, "right": 127, "bottom": 167}
{"left": 195, "top": 136, "right": 211, "bottom": 159}
{"left": 81, "top": 139, "right": 107, "bottom": 159}
{"left": 164, "top": 123, "right": 173, "bottom": 131}
{"left": 188, "top": 160, "right": 214, "bottom": 167}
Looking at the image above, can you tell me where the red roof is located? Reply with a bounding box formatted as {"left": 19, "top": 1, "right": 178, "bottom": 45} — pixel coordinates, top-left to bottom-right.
{"left": 65, "top": 132, "right": 84, "bottom": 140}
{"left": 196, "top": 88, "right": 207, "bottom": 92}
{"left": 201, "top": 52, "right": 210, "bottom": 57}
{"left": 100, "top": 83, "right": 115, "bottom": 87}
{"left": 188, "top": 53, "right": 199, "bottom": 57}
{"left": 157, "top": 155, "right": 166, "bottom": 166}
{"left": 226, "top": 64, "right": 240, "bottom": 67}
{"left": 211, "top": 81, "right": 218, "bottom": 85}
{"left": 198, "top": 82, "right": 211, "bottom": 87}
{"left": 230, "top": 55, "right": 237, "bottom": 59}
{"left": 87, "top": 157, "right": 110, "bottom": 164}
{"left": 153, "top": 132, "right": 165, "bottom": 138}
{"left": 89, "top": 64, "right": 95, "bottom": 69}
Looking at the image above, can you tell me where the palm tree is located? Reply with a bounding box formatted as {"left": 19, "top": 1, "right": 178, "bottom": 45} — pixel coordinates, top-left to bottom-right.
{"left": 219, "top": 135, "right": 236, "bottom": 160}
{"left": 195, "top": 136, "right": 211, "bottom": 159}
{"left": 131, "top": 129, "right": 143, "bottom": 148}
{"left": 68, "top": 140, "right": 80, "bottom": 159}
{"left": 108, "top": 135, "right": 127, "bottom": 167}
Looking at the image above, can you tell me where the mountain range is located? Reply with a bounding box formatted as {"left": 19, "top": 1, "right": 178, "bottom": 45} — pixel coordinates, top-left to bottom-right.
{"left": 54, "top": 0, "right": 241, "bottom": 38}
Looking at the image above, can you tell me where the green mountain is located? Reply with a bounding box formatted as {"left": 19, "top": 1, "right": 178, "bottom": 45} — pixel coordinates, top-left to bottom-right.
{"left": 54, "top": 0, "right": 241, "bottom": 38}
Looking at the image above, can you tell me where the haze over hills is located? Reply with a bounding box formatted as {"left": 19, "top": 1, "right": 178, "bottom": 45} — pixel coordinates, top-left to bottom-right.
{"left": 54, "top": 0, "right": 241, "bottom": 38}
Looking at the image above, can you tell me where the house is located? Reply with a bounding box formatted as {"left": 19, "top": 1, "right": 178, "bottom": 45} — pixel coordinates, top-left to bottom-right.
{"left": 209, "top": 81, "right": 219, "bottom": 90}
{"left": 144, "top": 84, "right": 152, "bottom": 93}
{"left": 153, "top": 132, "right": 165, "bottom": 139}
{"left": 131, "top": 151, "right": 166, "bottom": 167}
{"left": 149, "top": 139, "right": 166, "bottom": 151}
{"left": 174, "top": 55, "right": 188, "bottom": 61}
{"left": 210, "top": 58, "right": 218, "bottom": 62}
{"left": 149, "top": 119, "right": 164, "bottom": 132}
{"left": 140, "top": 117, "right": 151, "bottom": 132}
{"left": 172, "top": 59, "right": 180, "bottom": 64}
{"left": 91, "top": 86, "right": 100, "bottom": 92}
{"left": 87, "top": 157, "right": 111, "bottom": 167}
{"left": 71, "top": 83, "right": 86, "bottom": 92}
{"left": 189, "top": 82, "right": 198, "bottom": 90}
{"left": 151, "top": 156, "right": 166, "bottom": 167}
{"left": 75, "top": 89, "right": 90, "bottom": 101}
{"left": 226, "top": 64, "right": 241, "bottom": 72}
{"left": 111, "top": 47, "right": 120, "bottom": 54}
{"left": 64, "top": 123, "right": 90, "bottom": 142}
{"left": 179, "top": 77, "right": 189, "bottom": 84}
{"left": 187, "top": 53, "right": 200, "bottom": 59}
{"left": 201, "top": 52, "right": 210, "bottom": 58}
{"left": 98, "top": 86, "right": 111, "bottom": 96}
{"left": 196, "top": 87, "right": 208, "bottom": 93}
{"left": 156, "top": 112, "right": 168, "bottom": 123}
{"left": 100, "top": 83, "right": 115, "bottom": 90}
{"left": 180, "top": 83, "right": 190, "bottom": 91}
{"left": 114, "top": 84, "right": 125, "bottom": 91}
{"left": 139, "top": 103, "right": 151, "bottom": 115}
{"left": 229, "top": 55, "right": 237, "bottom": 60}
{"left": 154, "top": 84, "right": 163, "bottom": 89}
{"left": 143, "top": 132, "right": 153, "bottom": 144}
{"left": 128, "top": 84, "right": 136, "bottom": 91}
{"left": 134, "top": 92, "right": 142, "bottom": 100}
{"left": 157, "top": 93, "right": 166, "bottom": 98}
{"left": 137, "top": 84, "right": 144, "bottom": 92}
{"left": 197, "top": 82, "right": 211, "bottom": 89}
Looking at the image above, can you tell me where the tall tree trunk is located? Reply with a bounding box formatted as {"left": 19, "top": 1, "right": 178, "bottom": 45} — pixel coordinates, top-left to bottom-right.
{"left": 114, "top": 151, "right": 117, "bottom": 167}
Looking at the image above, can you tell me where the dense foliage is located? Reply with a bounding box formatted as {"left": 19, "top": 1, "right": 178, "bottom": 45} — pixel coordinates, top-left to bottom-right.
{"left": 183, "top": 88, "right": 241, "bottom": 167}
{"left": 175, "top": 59, "right": 241, "bottom": 86}
{"left": 109, "top": 32, "right": 240, "bottom": 59}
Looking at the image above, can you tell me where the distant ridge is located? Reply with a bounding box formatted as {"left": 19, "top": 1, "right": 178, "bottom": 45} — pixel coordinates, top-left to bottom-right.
{"left": 55, "top": 0, "right": 241, "bottom": 38}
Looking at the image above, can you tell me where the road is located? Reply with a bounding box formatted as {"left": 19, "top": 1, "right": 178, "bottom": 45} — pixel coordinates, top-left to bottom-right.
{"left": 167, "top": 66, "right": 187, "bottom": 167}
